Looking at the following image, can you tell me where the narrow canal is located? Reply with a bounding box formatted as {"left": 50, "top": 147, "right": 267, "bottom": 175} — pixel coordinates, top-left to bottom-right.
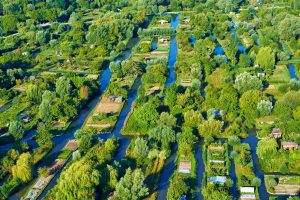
{"left": 241, "top": 133, "right": 269, "bottom": 200}
{"left": 156, "top": 14, "right": 179, "bottom": 200}
{"left": 195, "top": 143, "right": 205, "bottom": 200}
{"left": 288, "top": 64, "right": 298, "bottom": 80}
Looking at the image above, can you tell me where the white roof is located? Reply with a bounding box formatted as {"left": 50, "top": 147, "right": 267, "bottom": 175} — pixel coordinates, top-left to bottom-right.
{"left": 240, "top": 194, "right": 256, "bottom": 199}
{"left": 240, "top": 187, "right": 255, "bottom": 193}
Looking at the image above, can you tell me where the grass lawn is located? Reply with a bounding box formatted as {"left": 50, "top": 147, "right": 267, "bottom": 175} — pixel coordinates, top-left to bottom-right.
{"left": 268, "top": 65, "right": 290, "bottom": 85}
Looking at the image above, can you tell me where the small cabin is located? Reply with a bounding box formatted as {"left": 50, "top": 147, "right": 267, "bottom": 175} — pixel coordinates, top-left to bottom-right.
{"left": 23, "top": 117, "right": 32, "bottom": 123}
{"left": 146, "top": 86, "right": 160, "bottom": 96}
{"left": 271, "top": 128, "right": 282, "bottom": 139}
{"left": 240, "top": 194, "right": 256, "bottom": 200}
{"left": 257, "top": 72, "right": 265, "bottom": 78}
{"left": 158, "top": 19, "right": 168, "bottom": 25}
{"left": 209, "top": 176, "right": 227, "bottom": 185}
{"left": 159, "top": 38, "right": 170, "bottom": 43}
{"left": 183, "top": 18, "right": 190, "bottom": 23}
{"left": 180, "top": 79, "right": 192, "bottom": 87}
{"left": 108, "top": 95, "right": 123, "bottom": 103}
{"left": 22, "top": 51, "right": 29, "bottom": 56}
{"left": 281, "top": 142, "right": 298, "bottom": 150}
{"left": 178, "top": 160, "right": 191, "bottom": 174}
{"left": 240, "top": 187, "right": 255, "bottom": 194}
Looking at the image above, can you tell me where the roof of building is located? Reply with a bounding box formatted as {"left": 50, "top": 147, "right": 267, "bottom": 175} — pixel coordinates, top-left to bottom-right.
{"left": 240, "top": 187, "right": 255, "bottom": 193}
{"left": 240, "top": 194, "right": 256, "bottom": 199}
{"left": 209, "top": 176, "right": 227, "bottom": 184}
{"left": 281, "top": 142, "right": 298, "bottom": 147}
{"left": 179, "top": 160, "right": 191, "bottom": 168}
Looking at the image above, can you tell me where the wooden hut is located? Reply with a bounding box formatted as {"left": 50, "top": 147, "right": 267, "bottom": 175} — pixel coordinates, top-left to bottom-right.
{"left": 281, "top": 142, "right": 298, "bottom": 150}
{"left": 178, "top": 160, "right": 191, "bottom": 174}
{"left": 271, "top": 128, "right": 282, "bottom": 139}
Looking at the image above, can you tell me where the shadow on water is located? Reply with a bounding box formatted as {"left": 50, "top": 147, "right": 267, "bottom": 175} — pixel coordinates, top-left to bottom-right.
{"left": 229, "top": 146, "right": 239, "bottom": 200}
{"left": 241, "top": 132, "right": 269, "bottom": 200}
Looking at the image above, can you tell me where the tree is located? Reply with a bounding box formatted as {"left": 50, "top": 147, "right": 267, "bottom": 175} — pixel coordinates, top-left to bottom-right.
{"left": 78, "top": 135, "right": 93, "bottom": 154}
{"left": 56, "top": 76, "right": 71, "bottom": 101}
{"left": 133, "top": 137, "right": 149, "bottom": 166}
{"left": 79, "top": 85, "right": 89, "bottom": 100}
{"left": 39, "top": 91, "right": 55, "bottom": 124}
{"left": 12, "top": 153, "right": 34, "bottom": 183}
{"left": 167, "top": 175, "right": 188, "bottom": 200}
{"left": 9, "top": 121, "right": 24, "bottom": 141}
{"left": 158, "top": 112, "right": 177, "bottom": 128}
{"left": 198, "top": 120, "right": 223, "bottom": 138}
{"left": 183, "top": 109, "right": 203, "bottom": 127}
{"left": 257, "top": 138, "right": 278, "bottom": 159}
{"left": 228, "top": 135, "right": 240, "bottom": 146}
{"left": 149, "top": 126, "right": 176, "bottom": 149}
{"left": 255, "top": 47, "right": 275, "bottom": 73}
{"left": 35, "top": 123, "right": 53, "bottom": 147}
{"left": 252, "top": 177, "right": 261, "bottom": 187}
{"left": 165, "top": 84, "right": 177, "bottom": 108}
{"left": 26, "top": 84, "right": 42, "bottom": 104}
{"left": 234, "top": 72, "right": 263, "bottom": 94}
{"left": 115, "top": 168, "right": 149, "bottom": 200}
{"left": 240, "top": 90, "right": 261, "bottom": 125}
{"left": 125, "top": 102, "right": 159, "bottom": 134}
{"left": 52, "top": 159, "right": 99, "bottom": 199}
{"left": 257, "top": 100, "right": 273, "bottom": 117}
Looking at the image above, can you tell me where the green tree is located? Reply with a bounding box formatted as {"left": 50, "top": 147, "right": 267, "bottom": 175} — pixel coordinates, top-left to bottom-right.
{"left": 12, "top": 153, "right": 34, "bottom": 183}
{"left": 255, "top": 47, "right": 275, "bottom": 73}
{"left": 115, "top": 168, "right": 149, "bottom": 200}
{"left": 149, "top": 126, "right": 176, "bottom": 149}
{"left": 234, "top": 72, "right": 263, "bottom": 94}
{"left": 252, "top": 177, "right": 261, "bottom": 187}
{"left": 56, "top": 76, "right": 71, "bottom": 101}
{"left": 52, "top": 158, "right": 100, "bottom": 199}
{"left": 257, "top": 138, "right": 278, "bottom": 159}
{"left": 39, "top": 91, "right": 55, "bottom": 124}
{"left": 158, "top": 112, "right": 177, "bottom": 128}
{"left": 167, "top": 175, "right": 188, "bottom": 200}
{"left": 9, "top": 121, "right": 24, "bottom": 141}
{"left": 133, "top": 137, "right": 149, "bottom": 166}
{"left": 240, "top": 90, "right": 261, "bottom": 126}
{"left": 257, "top": 100, "right": 273, "bottom": 117}
{"left": 198, "top": 120, "right": 223, "bottom": 139}
{"left": 26, "top": 84, "right": 42, "bottom": 104}
{"left": 183, "top": 109, "right": 203, "bottom": 128}
{"left": 35, "top": 123, "right": 53, "bottom": 147}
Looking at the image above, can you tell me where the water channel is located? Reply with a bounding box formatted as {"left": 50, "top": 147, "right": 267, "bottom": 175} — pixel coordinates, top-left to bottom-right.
{"left": 156, "top": 14, "right": 179, "bottom": 200}
{"left": 241, "top": 133, "right": 269, "bottom": 200}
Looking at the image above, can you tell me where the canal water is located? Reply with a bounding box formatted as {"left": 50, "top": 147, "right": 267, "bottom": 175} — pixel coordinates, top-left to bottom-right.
{"left": 156, "top": 14, "right": 181, "bottom": 200}
{"left": 195, "top": 144, "right": 205, "bottom": 200}
{"left": 241, "top": 133, "right": 269, "bottom": 200}
{"left": 288, "top": 64, "right": 298, "bottom": 80}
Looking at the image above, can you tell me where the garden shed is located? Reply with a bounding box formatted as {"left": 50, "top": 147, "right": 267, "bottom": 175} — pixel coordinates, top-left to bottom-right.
{"left": 281, "top": 142, "right": 298, "bottom": 150}
{"left": 240, "top": 187, "right": 255, "bottom": 193}
{"left": 158, "top": 19, "right": 168, "bottom": 24}
{"left": 209, "top": 176, "right": 227, "bottom": 184}
{"left": 240, "top": 194, "right": 256, "bottom": 200}
{"left": 271, "top": 128, "right": 282, "bottom": 139}
{"left": 178, "top": 160, "right": 191, "bottom": 174}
